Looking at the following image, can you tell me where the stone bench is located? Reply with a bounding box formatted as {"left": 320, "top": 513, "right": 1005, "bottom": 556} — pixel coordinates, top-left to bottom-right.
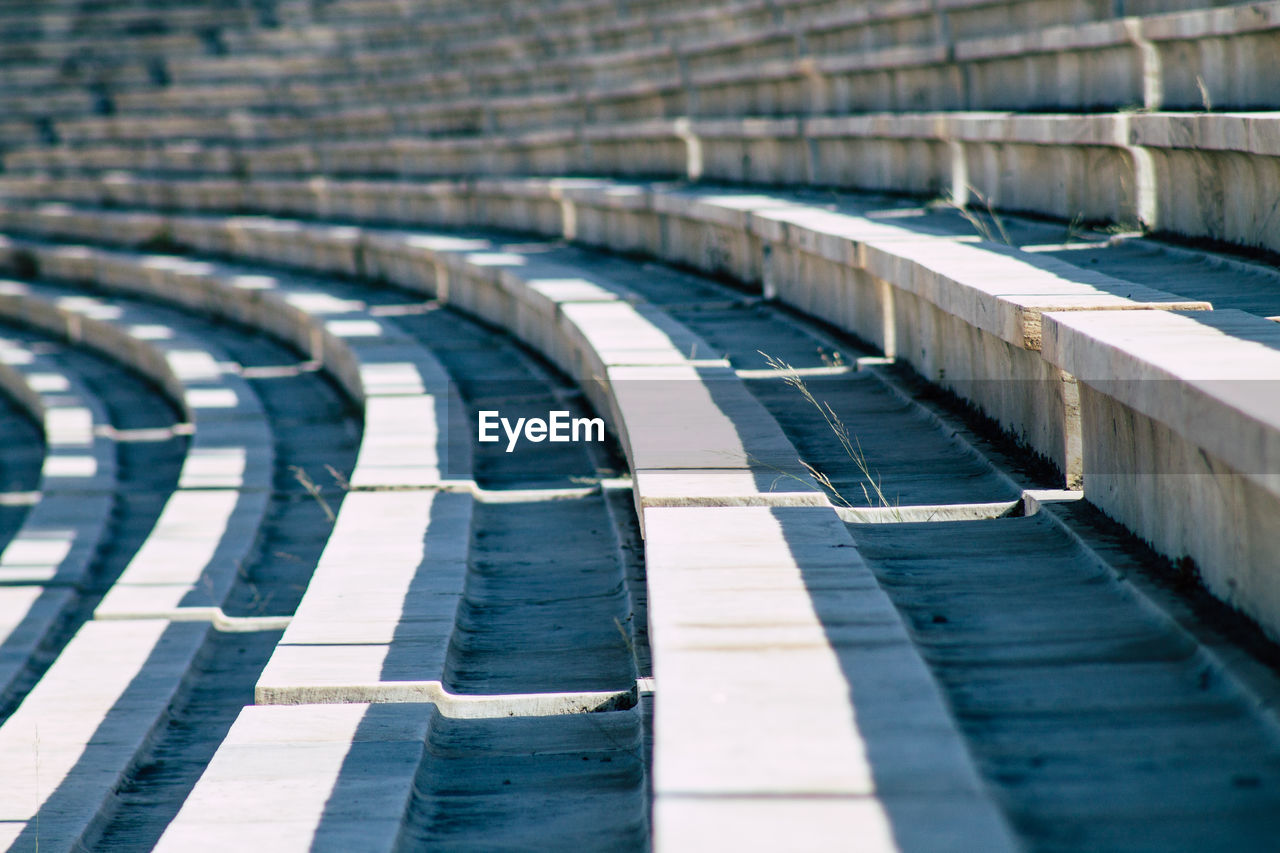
{"left": 562, "top": 180, "right": 1207, "bottom": 483}
{"left": 392, "top": 236, "right": 818, "bottom": 510}
{"left": 15, "top": 0, "right": 1278, "bottom": 150}
{"left": 0, "top": 220, "right": 493, "bottom": 716}
{"left": 0, "top": 90, "right": 93, "bottom": 119}
{"left": 645, "top": 504, "right": 1017, "bottom": 850}
{"left": 1127, "top": 111, "right": 1280, "bottom": 256}
{"left": 95, "top": 247, "right": 478, "bottom": 706}
{"left": 4, "top": 229, "right": 466, "bottom": 491}
{"left": 0, "top": 178, "right": 1212, "bottom": 488}
{"left": 163, "top": 511, "right": 1022, "bottom": 852}
{"left": 0, "top": 273, "right": 271, "bottom": 851}
{"left": 12, "top": 108, "right": 1280, "bottom": 264}
{"left": 1042, "top": 307, "right": 1280, "bottom": 639}
{"left": 174, "top": 177, "right": 1217, "bottom": 478}
{"left": 0, "top": 224, "right": 470, "bottom": 847}
{"left": 0, "top": 334, "right": 116, "bottom": 706}
{"left": 152, "top": 702, "right": 434, "bottom": 851}
{"left": 254, "top": 488, "right": 472, "bottom": 705}
{"left": 26, "top": 0, "right": 1163, "bottom": 119}
{"left": 0, "top": 121, "right": 42, "bottom": 149}
{"left": 0, "top": 31, "right": 203, "bottom": 64}
{"left": 0, "top": 3, "right": 232, "bottom": 29}
{"left": 0, "top": 262, "right": 274, "bottom": 619}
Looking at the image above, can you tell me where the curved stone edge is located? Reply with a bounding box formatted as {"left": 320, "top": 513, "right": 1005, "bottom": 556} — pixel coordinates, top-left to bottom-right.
{"left": 0, "top": 334, "right": 117, "bottom": 707}
{"left": 0, "top": 273, "right": 275, "bottom": 850}
{"left": 0, "top": 259, "right": 275, "bottom": 618}
{"left": 0, "top": 177, "right": 1208, "bottom": 485}
{"left": 1043, "top": 307, "right": 1280, "bottom": 639}
{"left": 0, "top": 232, "right": 474, "bottom": 699}
{"left": 11, "top": 105, "right": 1280, "bottom": 259}
{"left": 22, "top": 1, "right": 1280, "bottom": 142}
{"left": 6, "top": 181, "right": 1260, "bottom": 645}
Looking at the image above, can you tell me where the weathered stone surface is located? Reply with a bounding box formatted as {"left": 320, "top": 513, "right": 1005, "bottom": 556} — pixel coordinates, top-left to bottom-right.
{"left": 644, "top": 505, "right": 1016, "bottom": 850}
{"left": 1044, "top": 307, "right": 1280, "bottom": 638}
{"left": 256, "top": 490, "right": 470, "bottom": 700}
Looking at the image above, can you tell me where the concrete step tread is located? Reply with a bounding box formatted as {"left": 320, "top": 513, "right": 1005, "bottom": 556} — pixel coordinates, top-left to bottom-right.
{"left": 0, "top": 333, "right": 122, "bottom": 707}
{"left": 0, "top": 334, "right": 116, "bottom": 579}
{"left": 644, "top": 503, "right": 1018, "bottom": 848}
{"left": 152, "top": 702, "right": 431, "bottom": 853}
{"left": 0, "top": 276, "right": 277, "bottom": 623}
{"left": 255, "top": 490, "right": 471, "bottom": 702}
{"left": 0, "top": 618, "right": 209, "bottom": 850}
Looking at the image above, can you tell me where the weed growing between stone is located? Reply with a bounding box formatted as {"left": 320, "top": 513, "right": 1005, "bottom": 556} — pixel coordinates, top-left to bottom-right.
{"left": 758, "top": 351, "right": 893, "bottom": 511}
{"left": 945, "top": 183, "right": 1012, "bottom": 246}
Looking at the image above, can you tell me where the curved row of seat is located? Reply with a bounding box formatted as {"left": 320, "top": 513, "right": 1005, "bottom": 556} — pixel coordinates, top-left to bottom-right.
{"left": 7, "top": 108, "right": 1280, "bottom": 260}
{"left": 0, "top": 177, "right": 478, "bottom": 844}
{"left": 7, "top": 173, "right": 1278, "bottom": 641}
{"left": 0, "top": 231, "right": 620, "bottom": 846}
{"left": 0, "top": 173, "right": 1275, "bottom": 849}
{"left": 0, "top": 190, "right": 1022, "bottom": 848}
{"left": 7, "top": 0, "right": 1269, "bottom": 103}
{"left": 2, "top": 0, "right": 1277, "bottom": 266}
{"left": 6, "top": 173, "right": 1280, "bottom": 848}
{"left": 7, "top": 0, "right": 1273, "bottom": 133}
{"left": 0, "top": 332, "right": 115, "bottom": 706}
{"left": 0, "top": 275, "right": 274, "bottom": 849}
{"left": 7, "top": 169, "right": 1280, "bottom": 641}
{"left": 6, "top": 4, "right": 1279, "bottom": 144}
